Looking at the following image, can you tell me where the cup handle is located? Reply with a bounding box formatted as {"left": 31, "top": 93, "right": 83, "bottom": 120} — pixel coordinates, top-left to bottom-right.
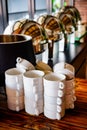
{"left": 58, "top": 90, "right": 64, "bottom": 97}
{"left": 70, "top": 103, "right": 74, "bottom": 109}
{"left": 16, "top": 76, "right": 19, "bottom": 84}
{"left": 72, "top": 96, "right": 76, "bottom": 101}
{"left": 35, "top": 93, "right": 38, "bottom": 102}
{"left": 72, "top": 89, "right": 75, "bottom": 94}
{"left": 59, "top": 82, "right": 64, "bottom": 90}
{"left": 35, "top": 108, "right": 39, "bottom": 116}
{"left": 56, "top": 113, "right": 61, "bottom": 120}
{"left": 57, "top": 97, "right": 62, "bottom": 105}
{"left": 16, "top": 57, "right": 22, "bottom": 63}
{"left": 16, "top": 106, "right": 20, "bottom": 112}
{"left": 33, "top": 86, "right": 37, "bottom": 94}
{"left": 16, "top": 77, "right": 20, "bottom": 92}
{"left": 16, "top": 91, "right": 19, "bottom": 97}
{"left": 17, "top": 83, "right": 20, "bottom": 90}
{"left": 71, "top": 81, "right": 75, "bottom": 87}
{"left": 57, "top": 105, "right": 62, "bottom": 113}
{"left": 16, "top": 99, "right": 19, "bottom": 105}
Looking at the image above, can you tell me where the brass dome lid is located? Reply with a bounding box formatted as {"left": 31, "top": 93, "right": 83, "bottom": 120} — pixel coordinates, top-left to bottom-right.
{"left": 37, "top": 15, "right": 63, "bottom": 41}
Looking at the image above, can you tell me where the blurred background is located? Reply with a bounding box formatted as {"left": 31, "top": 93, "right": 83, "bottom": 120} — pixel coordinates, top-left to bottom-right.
{"left": 0, "top": 0, "right": 87, "bottom": 34}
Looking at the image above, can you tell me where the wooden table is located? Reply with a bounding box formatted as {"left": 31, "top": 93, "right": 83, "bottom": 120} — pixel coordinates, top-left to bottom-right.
{"left": 0, "top": 78, "right": 87, "bottom": 130}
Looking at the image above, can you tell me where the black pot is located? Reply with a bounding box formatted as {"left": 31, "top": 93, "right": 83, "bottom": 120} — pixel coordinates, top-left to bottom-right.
{"left": 0, "top": 34, "right": 36, "bottom": 86}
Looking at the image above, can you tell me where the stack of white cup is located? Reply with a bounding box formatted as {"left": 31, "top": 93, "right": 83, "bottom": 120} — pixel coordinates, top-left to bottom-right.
{"left": 5, "top": 57, "right": 35, "bottom": 111}
{"left": 43, "top": 72, "right": 66, "bottom": 120}
{"left": 5, "top": 68, "right": 24, "bottom": 111}
{"left": 23, "top": 70, "right": 44, "bottom": 116}
{"left": 53, "top": 62, "right": 76, "bottom": 109}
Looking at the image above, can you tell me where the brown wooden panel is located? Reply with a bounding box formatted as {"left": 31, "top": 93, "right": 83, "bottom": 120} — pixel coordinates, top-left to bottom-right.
{"left": 75, "top": 0, "right": 87, "bottom": 23}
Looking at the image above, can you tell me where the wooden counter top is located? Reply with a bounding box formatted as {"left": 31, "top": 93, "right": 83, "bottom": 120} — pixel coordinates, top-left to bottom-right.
{"left": 0, "top": 78, "right": 87, "bottom": 130}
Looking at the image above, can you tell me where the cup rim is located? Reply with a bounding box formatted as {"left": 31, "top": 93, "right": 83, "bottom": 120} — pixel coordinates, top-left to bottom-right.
{"left": 5, "top": 68, "right": 22, "bottom": 76}
{"left": 43, "top": 72, "right": 66, "bottom": 82}
{"left": 23, "top": 70, "right": 44, "bottom": 79}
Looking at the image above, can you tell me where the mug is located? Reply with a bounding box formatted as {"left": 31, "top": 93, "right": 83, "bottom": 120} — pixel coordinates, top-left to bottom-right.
{"left": 44, "top": 94, "right": 63, "bottom": 105}
{"left": 24, "top": 90, "right": 43, "bottom": 101}
{"left": 44, "top": 107, "right": 65, "bottom": 120}
{"left": 6, "top": 86, "right": 24, "bottom": 97}
{"left": 43, "top": 72, "right": 66, "bottom": 97}
{"left": 23, "top": 70, "right": 44, "bottom": 93}
{"left": 53, "top": 62, "right": 75, "bottom": 80}
{"left": 16, "top": 57, "right": 35, "bottom": 73}
{"left": 44, "top": 102, "right": 64, "bottom": 113}
{"left": 5, "top": 68, "right": 24, "bottom": 93}
{"left": 7, "top": 101, "right": 24, "bottom": 111}
{"left": 24, "top": 96, "right": 44, "bottom": 116}
{"left": 7, "top": 95, "right": 24, "bottom": 105}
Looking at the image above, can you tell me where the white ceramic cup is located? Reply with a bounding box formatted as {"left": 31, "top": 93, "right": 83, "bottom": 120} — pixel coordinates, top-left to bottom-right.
{"left": 25, "top": 97, "right": 44, "bottom": 108}
{"left": 44, "top": 94, "right": 65, "bottom": 120}
{"left": 44, "top": 107, "right": 63, "bottom": 120}
{"left": 43, "top": 72, "right": 66, "bottom": 97}
{"left": 24, "top": 90, "right": 43, "bottom": 102}
{"left": 7, "top": 95, "right": 24, "bottom": 111}
{"left": 53, "top": 62, "right": 75, "bottom": 80}
{"left": 7, "top": 95, "right": 24, "bottom": 105}
{"left": 44, "top": 102, "right": 63, "bottom": 113}
{"left": 16, "top": 57, "right": 35, "bottom": 73}
{"left": 25, "top": 96, "right": 44, "bottom": 115}
{"left": 23, "top": 70, "right": 44, "bottom": 92}
{"left": 65, "top": 78, "right": 75, "bottom": 91}
{"left": 6, "top": 86, "right": 24, "bottom": 97}
{"left": 5, "top": 68, "right": 24, "bottom": 95}
{"left": 23, "top": 82, "right": 44, "bottom": 97}
{"left": 44, "top": 94, "right": 64, "bottom": 105}
{"left": 7, "top": 101, "right": 24, "bottom": 111}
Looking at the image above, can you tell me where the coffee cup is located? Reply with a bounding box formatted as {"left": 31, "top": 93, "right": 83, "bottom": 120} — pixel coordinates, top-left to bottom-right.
{"left": 23, "top": 70, "right": 44, "bottom": 93}
{"left": 43, "top": 72, "right": 66, "bottom": 97}
{"left": 25, "top": 96, "right": 44, "bottom": 115}
{"left": 7, "top": 101, "right": 24, "bottom": 111}
{"left": 16, "top": 57, "right": 35, "bottom": 73}
{"left": 53, "top": 62, "right": 75, "bottom": 80}
{"left": 7, "top": 95, "right": 24, "bottom": 104}
{"left": 44, "top": 94, "right": 63, "bottom": 105}
{"left": 44, "top": 107, "right": 62, "bottom": 120}
{"left": 5, "top": 68, "right": 24, "bottom": 92}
